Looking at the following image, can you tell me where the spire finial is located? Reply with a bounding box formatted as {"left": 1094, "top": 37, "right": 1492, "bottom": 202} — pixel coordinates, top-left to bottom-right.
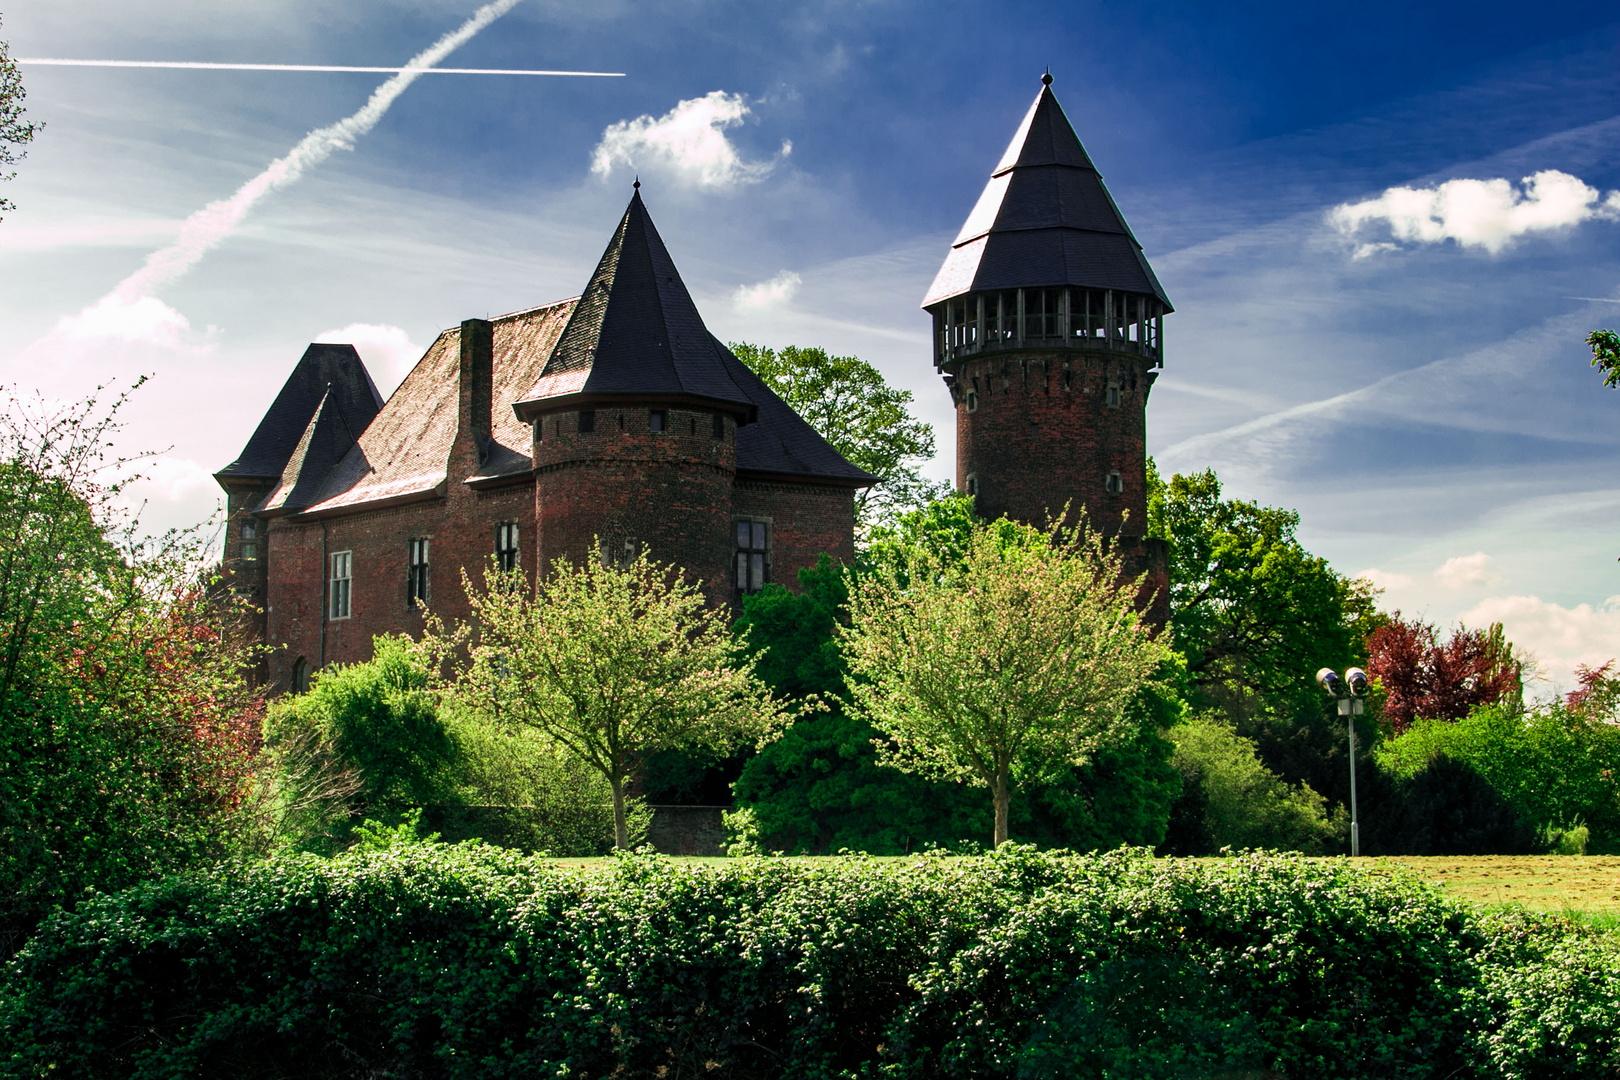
{"left": 633, "top": 175, "right": 641, "bottom": 191}
{"left": 1041, "top": 68, "right": 1052, "bottom": 87}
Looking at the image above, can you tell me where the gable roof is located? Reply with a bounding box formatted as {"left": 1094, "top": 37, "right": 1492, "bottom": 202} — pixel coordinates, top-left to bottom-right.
{"left": 922, "top": 74, "right": 1173, "bottom": 311}
{"left": 514, "top": 188, "right": 755, "bottom": 417}
{"left": 216, "top": 343, "right": 382, "bottom": 482}
{"left": 293, "top": 302, "right": 574, "bottom": 517}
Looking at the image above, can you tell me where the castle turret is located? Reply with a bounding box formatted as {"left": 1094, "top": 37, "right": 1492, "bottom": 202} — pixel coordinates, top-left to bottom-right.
{"left": 923, "top": 72, "right": 1170, "bottom": 612}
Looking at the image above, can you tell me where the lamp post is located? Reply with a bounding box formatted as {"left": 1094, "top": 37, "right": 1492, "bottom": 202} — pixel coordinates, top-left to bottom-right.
{"left": 1316, "top": 666, "right": 1369, "bottom": 856}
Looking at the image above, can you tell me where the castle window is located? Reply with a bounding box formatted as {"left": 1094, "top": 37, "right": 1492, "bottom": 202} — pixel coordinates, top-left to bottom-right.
{"left": 689, "top": 417, "right": 697, "bottom": 436}
{"left": 712, "top": 413, "right": 724, "bottom": 439}
{"left": 579, "top": 410, "right": 596, "bottom": 434}
{"left": 292, "top": 656, "right": 310, "bottom": 694}
{"left": 966, "top": 473, "right": 978, "bottom": 496}
{"left": 965, "top": 389, "right": 978, "bottom": 413}
{"left": 735, "top": 520, "right": 769, "bottom": 594}
{"left": 495, "top": 522, "right": 520, "bottom": 573}
{"left": 328, "top": 551, "right": 352, "bottom": 620}
{"left": 1106, "top": 383, "right": 1121, "bottom": 408}
{"left": 649, "top": 409, "right": 668, "bottom": 433}
{"left": 408, "top": 538, "right": 430, "bottom": 606}
{"left": 1105, "top": 471, "right": 1123, "bottom": 495}
{"left": 1025, "top": 288, "right": 1061, "bottom": 340}
{"left": 240, "top": 519, "right": 258, "bottom": 560}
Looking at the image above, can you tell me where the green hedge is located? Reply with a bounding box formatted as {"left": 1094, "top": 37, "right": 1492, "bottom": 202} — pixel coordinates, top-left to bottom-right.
{"left": 2, "top": 846, "right": 1616, "bottom": 1079}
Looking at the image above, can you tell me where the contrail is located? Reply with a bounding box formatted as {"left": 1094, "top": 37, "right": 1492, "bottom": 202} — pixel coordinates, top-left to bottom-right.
{"left": 97, "top": 0, "right": 526, "bottom": 307}
{"left": 19, "top": 58, "right": 621, "bottom": 77}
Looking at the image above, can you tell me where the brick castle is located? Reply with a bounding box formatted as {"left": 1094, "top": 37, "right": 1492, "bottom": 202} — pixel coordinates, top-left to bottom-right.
{"left": 217, "top": 73, "right": 1170, "bottom": 689}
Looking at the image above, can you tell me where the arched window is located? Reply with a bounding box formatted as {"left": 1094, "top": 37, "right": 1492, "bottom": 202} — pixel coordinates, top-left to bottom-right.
{"left": 292, "top": 656, "right": 310, "bottom": 694}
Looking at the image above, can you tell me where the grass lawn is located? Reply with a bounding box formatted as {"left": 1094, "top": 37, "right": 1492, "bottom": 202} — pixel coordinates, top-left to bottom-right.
{"left": 1356, "top": 855, "right": 1620, "bottom": 918}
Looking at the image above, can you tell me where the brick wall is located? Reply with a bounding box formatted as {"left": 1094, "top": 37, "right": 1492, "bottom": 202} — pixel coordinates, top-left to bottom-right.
{"left": 732, "top": 479, "right": 856, "bottom": 592}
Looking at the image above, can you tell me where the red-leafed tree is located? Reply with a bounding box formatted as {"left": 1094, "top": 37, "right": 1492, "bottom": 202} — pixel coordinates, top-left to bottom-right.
{"left": 1366, "top": 613, "right": 1520, "bottom": 733}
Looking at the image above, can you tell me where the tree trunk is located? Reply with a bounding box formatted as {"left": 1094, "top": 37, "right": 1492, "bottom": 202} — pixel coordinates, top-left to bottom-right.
{"left": 993, "top": 766, "right": 1010, "bottom": 847}
{"left": 610, "top": 773, "right": 629, "bottom": 850}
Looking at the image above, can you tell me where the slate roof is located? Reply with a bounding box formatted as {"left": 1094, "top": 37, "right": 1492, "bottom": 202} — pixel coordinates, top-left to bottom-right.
{"left": 216, "top": 343, "right": 382, "bottom": 481}
{"left": 257, "top": 389, "right": 366, "bottom": 515}
{"left": 293, "top": 302, "right": 575, "bottom": 517}
{"left": 515, "top": 188, "right": 756, "bottom": 416}
{"left": 922, "top": 73, "right": 1173, "bottom": 311}
{"left": 720, "top": 339, "right": 874, "bottom": 486}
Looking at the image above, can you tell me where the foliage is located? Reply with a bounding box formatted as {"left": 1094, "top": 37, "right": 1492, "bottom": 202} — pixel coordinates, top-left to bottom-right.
{"left": 1367, "top": 611, "right": 1520, "bottom": 733}
{"left": 1163, "top": 715, "right": 1334, "bottom": 854}
{"left": 1590, "top": 328, "right": 1620, "bottom": 388}
{"left": 0, "top": 19, "right": 41, "bottom": 220}
{"left": 1359, "top": 754, "right": 1540, "bottom": 856}
{"left": 729, "top": 343, "right": 947, "bottom": 532}
{"left": 1377, "top": 701, "right": 1620, "bottom": 853}
{"left": 0, "top": 386, "right": 260, "bottom": 952}
{"left": 1146, "top": 463, "right": 1381, "bottom": 809}
{"left": 427, "top": 551, "right": 792, "bottom": 849}
{"left": 6, "top": 845, "right": 1620, "bottom": 1079}
{"left": 733, "top": 553, "right": 851, "bottom": 702}
{"left": 845, "top": 513, "right": 1168, "bottom": 845}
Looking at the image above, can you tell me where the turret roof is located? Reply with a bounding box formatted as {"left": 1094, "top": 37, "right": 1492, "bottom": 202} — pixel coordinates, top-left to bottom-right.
{"left": 215, "top": 343, "right": 382, "bottom": 481}
{"left": 922, "top": 74, "right": 1173, "bottom": 311}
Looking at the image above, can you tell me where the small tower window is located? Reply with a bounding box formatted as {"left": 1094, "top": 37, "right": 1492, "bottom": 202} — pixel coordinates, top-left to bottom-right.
{"left": 495, "top": 522, "right": 520, "bottom": 572}
{"left": 712, "top": 413, "right": 725, "bottom": 439}
{"left": 966, "top": 473, "right": 978, "bottom": 497}
{"left": 735, "top": 520, "right": 769, "bottom": 594}
{"left": 328, "top": 551, "right": 352, "bottom": 620}
{"left": 408, "top": 538, "right": 430, "bottom": 606}
{"left": 965, "top": 389, "right": 979, "bottom": 413}
{"left": 1105, "top": 471, "right": 1123, "bottom": 495}
{"left": 579, "top": 410, "right": 596, "bottom": 434}
{"left": 240, "top": 519, "right": 258, "bottom": 560}
{"left": 1106, "top": 383, "right": 1121, "bottom": 408}
{"left": 649, "top": 409, "right": 668, "bottom": 433}
{"left": 292, "top": 656, "right": 310, "bottom": 694}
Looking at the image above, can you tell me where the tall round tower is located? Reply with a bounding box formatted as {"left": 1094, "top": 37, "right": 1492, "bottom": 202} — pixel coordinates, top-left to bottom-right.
{"left": 923, "top": 72, "right": 1170, "bottom": 611}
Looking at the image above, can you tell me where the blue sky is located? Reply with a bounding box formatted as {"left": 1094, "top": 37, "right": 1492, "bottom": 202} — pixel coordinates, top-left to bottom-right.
{"left": 3, "top": 0, "right": 1619, "bottom": 686}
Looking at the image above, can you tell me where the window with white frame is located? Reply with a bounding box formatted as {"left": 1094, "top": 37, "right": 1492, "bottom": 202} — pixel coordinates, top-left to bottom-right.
{"left": 735, "top": 520, "right": 769, "bottom": 594}
{"left": 408, "top": 538, "right": 430, "bottom": 606}
{"left": 329, "top": 551, "right": 352, "bottom": 620}
{"left": 495, "top": 522, "right": 520, "bottom": 573}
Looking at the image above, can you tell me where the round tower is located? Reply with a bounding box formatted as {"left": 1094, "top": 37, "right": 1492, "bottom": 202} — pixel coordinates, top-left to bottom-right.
{"left": 923, "top": 72, "right": 1171, "bottom": 613}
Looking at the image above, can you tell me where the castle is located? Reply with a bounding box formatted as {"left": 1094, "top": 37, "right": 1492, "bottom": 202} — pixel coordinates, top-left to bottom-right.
{"left": 217, "top": 73, "right": 1170, "bottom": 689}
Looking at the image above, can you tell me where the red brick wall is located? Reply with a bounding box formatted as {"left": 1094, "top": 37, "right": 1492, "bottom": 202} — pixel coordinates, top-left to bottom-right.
{"left": 732, "top": 479, "right": 856, "bottom": 592}
{"left": 954, "top": 350, "right": 1153, "bottom": 537}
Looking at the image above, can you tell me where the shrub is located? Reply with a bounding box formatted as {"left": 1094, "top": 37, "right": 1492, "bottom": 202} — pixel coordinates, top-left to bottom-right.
{"left": 1164, "top": 716, "right": 1335, "bottom": 853}
{"left": 4, "top": 847, "right": 1616, "bottom": 1079}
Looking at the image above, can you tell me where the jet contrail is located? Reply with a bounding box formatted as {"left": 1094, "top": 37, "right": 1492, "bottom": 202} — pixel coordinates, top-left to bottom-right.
{"left": 98, "top": 0, "right": 527, "bottom": 306}
{"left": 18, "top": 58, "right": 622, "bottom": 77}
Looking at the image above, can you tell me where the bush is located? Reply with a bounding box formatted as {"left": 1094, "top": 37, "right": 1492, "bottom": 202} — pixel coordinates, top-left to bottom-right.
{"left": 4, "top": 847, "right": 1617, "bottom": 1079}
{"left": 1163, "top": 716, "right": 1335, "bottom": 853}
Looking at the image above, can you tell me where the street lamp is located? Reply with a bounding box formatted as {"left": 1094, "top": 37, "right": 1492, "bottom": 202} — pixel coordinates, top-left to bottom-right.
{"left": 1317, "top": 666, "right": 1369, "bottom": 856}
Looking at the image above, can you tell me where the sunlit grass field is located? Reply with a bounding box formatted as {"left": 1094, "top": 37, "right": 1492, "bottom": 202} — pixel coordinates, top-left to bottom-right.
{"left": 1357, "top": 854, "right": 1620, "bottom": 925}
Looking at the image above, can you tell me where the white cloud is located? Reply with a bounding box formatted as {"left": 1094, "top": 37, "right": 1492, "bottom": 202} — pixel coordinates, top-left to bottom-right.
{"left": 591, "top": 91, "right": 791, "bottom": 189}
{"left": 128, "top": 456, "right": 216, "bottom": 502}
{"left": 1357, "top": 567, "right": 1414, "bottom": 592}
{"left": 1329, "top": 169, "right": 1620, "bottom": 256}
{"left": 1435, "top": 551, "right": 1502, "bottom": 589}
{"left": 52, "top": 293, "right": 207, "bottom": 353}
{"left": 734, "top": 270, "right": 802, "bottom": 310}
{"left": 315, "top": 322, "right": 424, "bottom": 396}
{"left": 1458, "top": 594, "right": 1620, "bottom": 690}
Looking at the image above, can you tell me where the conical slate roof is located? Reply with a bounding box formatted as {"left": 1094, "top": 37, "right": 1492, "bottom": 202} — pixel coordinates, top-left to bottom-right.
{"left": 216, "top": 343, "right": 382, "bottom": 481}
{"left": 922, "top": 74, "right": 1173, "bottom": 311}
{"left": 517, "top": 188, "right": 755, "bottom": 416}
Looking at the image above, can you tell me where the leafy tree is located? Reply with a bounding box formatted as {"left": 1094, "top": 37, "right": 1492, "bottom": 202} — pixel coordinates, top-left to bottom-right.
{"left": 1146, "top": 463, "right": 1381, "bottom": 805}
{"left": 1590, "top": 329, "right": 1620, "bottom": 388}
{"left": 1163, "top": 716, "right": 1334, "bottom": 854}
{"left": 0, "top": 386, "right": 259, "bottom": 949}
{"left": 432, "top": 551, "right": 792, "bottom": 849}
{"left": 731, "top": 553, "right": 850, "bottom": 702}
{"left": 1365, "top": 612, "right": 1520, "bottom": 733}
{"left": 0, "top": 18, "right": 41, "bottom": 220}
{"left": 730, "top": 343, "right": 947, "bottom": 532}
{"left": 843, "top": 513, "right": 1167, "bottom": 846}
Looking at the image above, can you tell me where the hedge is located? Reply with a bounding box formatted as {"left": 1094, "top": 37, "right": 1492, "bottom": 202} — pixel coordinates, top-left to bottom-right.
{"left": 2, "top": 845, "right": 1617, "bottom": 1079}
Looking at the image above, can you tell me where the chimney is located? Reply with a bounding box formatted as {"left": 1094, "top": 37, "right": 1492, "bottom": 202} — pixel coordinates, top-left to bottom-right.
{"left": 457, "top": 318, "right": 493, "bottom": 464}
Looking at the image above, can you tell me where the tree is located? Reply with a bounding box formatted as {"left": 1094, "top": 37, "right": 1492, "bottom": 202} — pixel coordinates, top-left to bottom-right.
{"left": 730, "top": 343, "right": 947, "bottom": 532}
{"left": 1163, "top": 715, "right": 1334, "bottom": 854}
{"left": 842, "top": 513, "right": 1167, "bottom": 846}
{"left": 1365, "top": 612, "right": 1520, "bottom": 733}
{"left": 0, "top": 18, "right": 41, "bottom": 221}
{"left": 1590, "top": 329, "right": 1620, "bottom": 388}
{"left": 435, "top": 550, "right": 791, "bottom": 849}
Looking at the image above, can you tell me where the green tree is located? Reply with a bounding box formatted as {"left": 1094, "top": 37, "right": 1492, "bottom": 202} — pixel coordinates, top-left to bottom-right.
{"left": 1165, "top": 716, "right": 1334, "bottom": 854}
{"left": 0, "top": 386, "right": 259, "bottom": 948}
{"left": 843, "top": 513, "right": 1168, "bottom": 846}
{"left": 1590, "top": 329, "right": 1620, "bottom": 388}
{"left": 435, "top": 551, "right": 792, "bottom": 849}
{"left": 730, "top": 343, "right": 946, "bottom": 532}
{"left": 0, "top": 18, "right": 41, "bottom": 220}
